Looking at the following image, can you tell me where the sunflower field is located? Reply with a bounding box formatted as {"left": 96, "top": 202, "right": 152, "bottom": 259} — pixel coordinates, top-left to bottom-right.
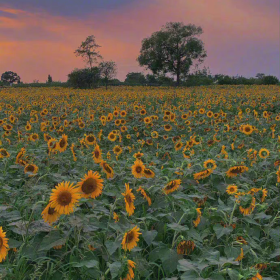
{"left": 0, "top": 85, "right": 280, "bottom": 280}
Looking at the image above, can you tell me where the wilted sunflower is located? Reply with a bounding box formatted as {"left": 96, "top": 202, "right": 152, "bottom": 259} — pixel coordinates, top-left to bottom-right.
{"left": 122, "top": 183, "right": 135, "bottom": 216}
{"left": 143, "top": 168, "right": 155, "bottom": 178}
{"left": 49, "top": 181, "right": 81, "bottom": 215}
{"left": 226, "top": 185, "right": 238, "bottom": 195}
{"left": 239, "top": 196, "right": 256, "bottom": 216}
{"left": 203, "top": 159, "right": 217, "bottom": 170}
{"left": 100, "top": 160, "right": 114, "bottom": 179}
{"left": 226, "top": 165, "right": 248, "bottom": 178}
{"left": 193, "top": 208, "right": 202, "bottom": 227}
{"left": 41, "top": 203, "right": 60, "bottom": 225}
{"left": 177, "top": 240, "right": 195, "bottom": 255}
{"left": 0, "top": 148, "right": 10, "bottom": 159}
{"left": 84, "top": 134, "right": 96, "bottom": 145}
{"left": 258, "top": 148, "right": 269, "bottom": 159}
{"left": 121, "top": 226, "right": 141, "bottom": 251}
{"left": 121, "top": 259, "right": 136, "bottom": 280}
{"left": 131, "top": 159, "right": 145, "bottom": 178}
{"left": 0, "top": 227, "right": 9, "bottom": 263}
{"left": 163, "top": 179, "right": 181, "bottom": 194}
{"left": 24, "top": 163, "right": 38, "bottom": 176}
{"left": 137, "top": 187, "right": 152, "bottom": 206}
{"left": 76, "top": 170, "right": 103, "bottom": 199}
{"left": 193, "top": 169, "right": 213, "bottom": 180}
{"left": 92, "top": 144, "right": 102, "bottom": 163}
{"left": 57, "top": 134, "right": 68, "bottom": 152}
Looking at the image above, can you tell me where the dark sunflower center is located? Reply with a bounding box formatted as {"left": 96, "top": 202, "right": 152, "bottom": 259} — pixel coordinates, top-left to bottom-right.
{"left": 115, "top": 148, "right": 120, "bottom": 153}
{"left": 59, "top": 139, "right": 66, "bottom": 148}
{"left": 58, "top": 191, "right": 72, "bottom": 206}
{"left": 245, "top": 127, "right": 251, "bottom": 132}
{"left": 231, "top": 167, "right": 241, "bottom": 174}
{"left": 48, "top": 207, "right": 56, "bottom": 215}
{"left": 125, "top": 194, "right": 132, "bottom": 204}
{"left": 95, "top": 151, "right": 100, "bottom": 158}
{"left": 81, "top": 178, "right": 97, "bottom": 194}
{"left": 26, "top": 165, "right": 35, "bottom": 172}
{"left": 165, "top": 181, "right": 176, "bottom": 190}
{"left": 0, "top": 150, "right": 8, "bottom": 156}
{"left": 103, "top": 164, "right": 112, "bottom": 173}
{"left": 87, "top": 136, "right": 95, "bottom": 142}
{"left": 136, "top": 166, "right": 142, "bottom": 173}
{"left": 144, "top": 169, "right": 152, "bottom": 175}
{"left": 125, "top": 231, "right": 135, "bottom": 243}
{"left": 0, "top": 237, "right": 3, "bottom": 248}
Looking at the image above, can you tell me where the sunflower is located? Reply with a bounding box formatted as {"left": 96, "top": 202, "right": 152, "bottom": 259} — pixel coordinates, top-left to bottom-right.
{"left": 258, "top": 148, "right": 269, "bottom": 159}
{"left": 137, "top": 187, "right": 152, "bottom": 206}
{"left": 0, "top": 227, "right": 9, "bottom": 263}
{"left": 203, "top": 159, "right": 217, "bottom": 170}
{"left": 113, "top": 145, "right": 123, "bottom": 156}
{"left": 113, "top": 212, "right": 119, "bottom": 222}
{"left": 108, "top": 132, "right": 117, "bottom": 142}
{"left": 76, "top": 170, "right": 103, "bottom": 199}
{"left": 143, "top": 168, "right": 155, "bottom": 178}
{"left": 226, "top": 165, "right": 248, "bottom": 178}
{"left": 0, "top": 148, "right": 10, "bottom": 159}
{"left": 226, "top": 185, "right": 238, "bottom": 195}
{"left": 49, "top": 181, "right": 81, "bottom": 215}
{"left": 177, "top": 240, "right": 195, "bottom": 255}
{"left": 277, "top": 168, "right": 280, "bottom": 183}
{"left": 239, "top": 196, "right": 256, "bottom": 216}
{"left": 193, "top": 208, "right": 202, "bottom": 227}
{"left": 122, "top": 183, "right": 135, "bottom": 216}
{"left": 30, "top": 133, "right": 39, "bottom": 141}
{"left": 175, "top": 141, "right": 183, "bottom": 151}
{"left": 236, "top": 236, "right": 247, "bottom": 245}
{"left": 41, "top": 203, "right": 60, "bottom": 225}
{"left": 84, "top": 134, "right": 96, "bottom": 145}
{"left": 57, "top": 134, "right": 68, "bottom": 152}
{"left": 70, "top": 144, "right": 77, "bottom": 162}
{"left": 15, "top": 147, "right": 26, "bottom": 165}
{"left": 163, "top": 179, "right": 181, "bottom": 194}
{"left": 131, "top": 159, "right": 145, "bottom": 178}
{"left": 249, "top": 273, "right": 263, "bottom": 280}
{"left": 121, "top": 259, "right": 136, "bottom": 280}
{"left": 24, "top": 164, "right": 38, "bottom": 176}
{"left": 100, "top": 161, "right": 114, "bottom": 179}
{"left": 133, "top": 151, "right": 143, "bottom": 159}
{"left": 242, "top": 124, "right": 254, "bottom": 135}
{"left": 92, "top": 144, "right": 102, "bottom": 163}
{"left": 261, "top": 189, "right": 268, "bottom": 202}
{"left": 164, "top": 124, "right": 172, "bottom": 131}
{"left": 193, "top": 169, "right": 213, "bottom": 180}
{"left": 235, "top": 248, "right": 244, "bottom": 261}
{"left": 47, "top": 138, "right": 58, "bottom": 153}
{"left": 121, "top": 226, "right": 141, "bottom": 251}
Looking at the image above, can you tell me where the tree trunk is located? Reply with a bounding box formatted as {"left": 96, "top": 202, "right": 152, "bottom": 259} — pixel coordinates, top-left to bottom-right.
{"left": 176, "top": 72, "right": 180, "bottom": 86}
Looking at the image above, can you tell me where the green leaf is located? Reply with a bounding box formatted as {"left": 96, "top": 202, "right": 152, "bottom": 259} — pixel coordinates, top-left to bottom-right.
{"left": 188, "top": 228, "right": 203, "bottom": 242}
{"left": 108, "top": 262, "right": 122, "bottom": 279}
{"left": 270, "top": 248, "right": 280, "bottom": 259}
{"left": 213, "top": 224, "right": 233, "bottom": 239}
{"left": 105, "top": 240, "right": 120, "bottom": 255}
{"left": 180, "top": 271, "right": 200, "bottom": 280}
{"left": 73, "top": 259, "right": 99, "bottom": 268}
{"left": 39, "top": 230, "right": 66, "bottom": 251}
{"left": 142, "top": 230, "right": 158, "bottom": 246}
{"left": 167, "top": 223, "right": 189, "bottom": 231}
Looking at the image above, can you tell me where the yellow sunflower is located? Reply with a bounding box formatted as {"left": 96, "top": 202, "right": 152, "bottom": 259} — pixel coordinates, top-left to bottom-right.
{"left": 57, "top": 134, "right": 68, "bottom": 152}
{"left": 203, "top": 159, "right": 217, "bottom": 170}
{"left": 0, "top": 227, "right": 9, "bottom": 263}
{"left": 177, "top": 240, "right": 195, "bottom": 255}
{"left": 121, "top": 226, "right": 141, "bottom": 251}
{"left": 76, "top": 170, "right": 103, "bottom": 199}
{"left": 92, "top": 144, "right": 102, "bottom": 163}
{"left": 143, "top": 168, "right": 155, "bottom": 178}
{"left": 24, "top": 164, "right": 39, "bottom": 176}
{"left": 226, "top": 185, "right": 238, "bottom": 195}
{"left": 0, "top": 148, "right": 10, "bottom": 159}
{"left": 137, "top": 187, "right": 152, "bottom": 206}
{"left": 108, "top": 132, "right": 117, "bottom": 142}
{"left": 193, "top": 208, "right": 202, "bottom": 227}
{"left": 84, "top": 134, "right": 96, "bottom": 145}
{"left": 258, "top": 148, "right": 270, "bottom": 159}
{"left": 41, "top": 203, "right": 60, "bottom": 225}
{"left": 122, "top": 183, "right": 135, "bottom": 216}
{"left": 242, "top": 124, "right": 254, "bottom": 135}
{"left": 100, "top": 160, "right": 114, "bottom": 179}
{"left": 49, "top": 181, "right": 81, "bottom": 215}
{"left": 131, "top": 159, "right": 145, "bottom": 178}
{"left": 235, "top": 247, "right": 244, "bottom": 261}
{"left": 113, "top": 212, "right": 119, "bottom": 222}
{"left": 163, "top": 179, "right": 181, "bottom": 194}
{"left": 226, "top": 165, "right": 248, "bottom": 178}
{"left": 121, "top": 259, "right": 136, "bottom": 280}
{"left": 193, "top": 169, "right": 213, "bottom": 180}
{"left": 113, "top": 145, "right": 123, "bottom": 156}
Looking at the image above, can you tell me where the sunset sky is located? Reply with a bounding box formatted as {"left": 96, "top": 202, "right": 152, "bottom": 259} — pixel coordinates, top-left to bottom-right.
{"left": 0, "top": 0, "right": 279, "bottom": 82}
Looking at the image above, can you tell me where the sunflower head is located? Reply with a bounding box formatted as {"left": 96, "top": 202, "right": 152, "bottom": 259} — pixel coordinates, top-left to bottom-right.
{"left": 42, "top": 203, "right": 60, "bottom": 225}
{"left": 121, "top": 226, "right": 141, "bottom": 251}
{"left": 131, "top": 159, "right": 145, "bottom": 178}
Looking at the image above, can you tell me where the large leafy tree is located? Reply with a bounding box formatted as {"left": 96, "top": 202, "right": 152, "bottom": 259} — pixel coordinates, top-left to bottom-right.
{"left": 1, "top": 71, "right": 21, "bottom": 85}
{"left": 67, "top": 68, "right": 100, "bottom": 89}
{"left": 99, "top": 61, "right": 117, "bottom": 89}
{"left": 75, "top": 35, "right": 102, "bottom": 70}
{"left": 137, "top": 22, "right": 207, "bottom": 86}
{"left": 124, "top": 72, "right": 146, "bottom": 85}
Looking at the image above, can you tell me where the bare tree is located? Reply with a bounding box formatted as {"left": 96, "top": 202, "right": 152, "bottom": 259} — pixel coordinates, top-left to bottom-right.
{"left": 99, "top": 61, "right": 117, "bottom": 89}
{"left": 75, "top": 35, "right": 103, "bottom": 70}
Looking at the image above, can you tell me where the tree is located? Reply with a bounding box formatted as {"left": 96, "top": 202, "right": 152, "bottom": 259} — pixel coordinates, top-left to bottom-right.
{"left": 256, "top": 73, "right": 265, "bottom": 80}
{"left": 75, "top": 35, "right": 102, "bottom": 70}
{"left": 1, "top": 71, "right": 21, "bottom": 85}
{"left": 99, "top": 61, "right": 117, "bottom": 89}
{"left": 124, "top": 72, "right": 146, "bottom": 85}
{"left": 262, "top": 75, "right": 279, "bottom": 85}
{"left": 67, "top": 68, "right": 100, "bottom": 89}
{"left": 137, "top": 22, "right": 207, "bottom": 86}
{"left": 47, "top": 74, "right": 53, "bottom": 83}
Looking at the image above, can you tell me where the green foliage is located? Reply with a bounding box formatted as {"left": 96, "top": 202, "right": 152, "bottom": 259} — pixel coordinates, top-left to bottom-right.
{"left": 67, "top": 68, "right": 100, "bottom": 89}
{"left": 124, "top": 72, "right": 146, "bottom": 85}
{"left": 1, "top": 71, "right": 21, "bottom": 85}
{"left": 47, "top": 75, "right": 53, "bottom": 83}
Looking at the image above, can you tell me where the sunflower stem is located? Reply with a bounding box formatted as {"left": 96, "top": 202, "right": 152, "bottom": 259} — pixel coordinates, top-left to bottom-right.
{"left": 229, "top": 200, "right": 238, "bottom": 226}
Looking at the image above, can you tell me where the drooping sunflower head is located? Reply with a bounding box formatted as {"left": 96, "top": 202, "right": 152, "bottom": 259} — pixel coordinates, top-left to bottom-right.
{"left": 57, "top": 134, "right": 68, "bottom": 152}
{"left": 92, "top": 144, "right": 102, "bottom": 163}
{"left": 163, "top": 179, "right": 181, "bottom": 194}
{"left": 24, "top": 164, "right": 38, "bottom": 176}
{"left": 121, "top": 226, "right": 141, "bottom": 251}
{"left": 226, "top": 165, "right": 248, "bottom": 178}
{"left": 49, "top": 181, "right": 81, "bottom": 215}
{"left": 42, "top": 203, "right": 60, "bottom": 225}
{"left": 120, "top": 259, "right": 136, "bottom": 280}
{"left": 122, "top": 183, "right": 135, "bottom": 216}
{"left": 0, "top": 227, "right": 9, "bottom": 263}
{"left": 100, "top": 161, "right": 114, "bottom": 179}
{"left": 203, "top": 159, "right": 217, "bottom": 170}
{"left": 143, "top": 168, "right": 155, "bottom": 179}
{"left": 177, "top": 240, "right": 195, "bottom": 255}
{"left": 76, "top": 170, "right": 103, "bottom": 199}
{"left": 0, "top": 148, "right": 10, "bottom": 159}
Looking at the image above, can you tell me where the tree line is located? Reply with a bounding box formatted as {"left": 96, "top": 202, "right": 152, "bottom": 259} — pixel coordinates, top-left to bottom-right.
{"left": 1, "top": 22, "right": 279, "bottom": 88}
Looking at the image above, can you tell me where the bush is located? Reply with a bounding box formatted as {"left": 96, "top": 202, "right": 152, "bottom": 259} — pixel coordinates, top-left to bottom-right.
{"left": 67, "top": 68, "right": 100, "bottom": 89}
{"left": 261, "top": 75, "right": 279, "bottom": 85}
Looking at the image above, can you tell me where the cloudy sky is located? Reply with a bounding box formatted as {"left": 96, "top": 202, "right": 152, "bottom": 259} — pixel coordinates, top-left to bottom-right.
{"left": 0, "top": 0, "right": 279, "bottom": 82}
